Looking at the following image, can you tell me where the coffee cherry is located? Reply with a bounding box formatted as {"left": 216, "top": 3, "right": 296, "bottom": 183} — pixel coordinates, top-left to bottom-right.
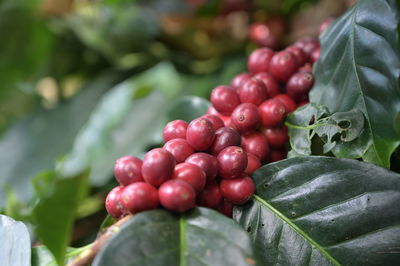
{"left": 142, "top": 148, "right": 176, "bottom": 187}
{"left": 269, "top": 148, "right": 287, "bottom": 162}
{"left": 172, "top": 163, "right": 206, "bottom": 194}
{"left": 210, "top": 127, "right": 241, "bottom": 156}
{"left": 299, "top": 63, "right": 313, "bottom": 73}
{"left": 186, "top": 118, "right": 215, "bottom": 151}
{"left": 311, "top": 47, "right": 320, "bottom": 63}
{"left": 294, "top": 37, "right": 319, "bottom": 57}
{"left": 185, "top": 152, "right": 219, "bottom": 181}
{"left": 220, "top": 174, "right": 255, "bottom": 205}
{"left": 230, "top": 73, "right": 252, "bottom": 91}
{"left": 298, "top": 100, "right": 309, "bottom": 108}
{"left": 121, "top": 182, "right": 159, "bottom": 214}
{"left": 114, "top": 156, "right": 143, "bottom": 186}
{"left": 286, "top": 72, "right": 314, "bottom": 102}
{"left": 231, "top": 103, "right": 260, "bottom": 133}
{"left": 105, "top": 186, "right": 125, "bottom": 219}
{"left": 258, "top": 99, "right": 287, "bottom": 128}
{"left": 249, "top": 22, "right": 278, "bottom": 49}
{"left": 201, "top": 114, "right": 224, "bottom": 131}
{"left": 241, "top": 131, "right": 269, "bottom": 161}
{"left": 210, "top": 85, "right": 240, "bottom": 115}
{"left": 163, "top": 120, "right": 188, "bottom": 142}
{"left": 159, "top": 179, "right": 196, "bottom": 212}
{"left": 252, "top": 72, "right": 281, "bottom": 98}
{"left": 269, "top": 51, "right": 298, "bottom": 82}
{"left": 164, "top": 139, "right": 194, "bottom": 163}
{"left": 273, "top": 94, "right": 297, "bottom": 113}
{"left": 247, "top": 48, "right": 275, "bottom": 74}
{"left": 216, "top": 199, "right": 233, "bottom": 217}
{"left": 207, "top": 106, "right": 220, "bottom": 116}
{"left": 197, "top": 181, "right": 223, "bottom": 208}
{"left": 218, "top": 146, "right": 248, "bottom": 179}
{"left": 261, "top": 126, "right": 288, "bottom": 148}
{"left": 319, "top": 17, "right": 334, "bottom": 35}
{"left": 238, "top": 79, "right": 268, "bottom": 106}
{"left": 285, "top": 46, "right": 307, "bottom": 67}
{"left": 245, "top": 153, "right": 262, "bottom": 175}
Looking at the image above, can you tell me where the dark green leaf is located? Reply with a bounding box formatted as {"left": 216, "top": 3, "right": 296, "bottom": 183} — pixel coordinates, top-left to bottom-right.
{"left": 94, "top": 208, "right": 258, "bottom": 266}
{"left": 234, "top": 156, "right": 400, "bottom": 266}
{"left": 310, "top": 0, "right": 400, "bottom": 167}
{"left": 167, "top": 96, "right": 210, "bottom": 122}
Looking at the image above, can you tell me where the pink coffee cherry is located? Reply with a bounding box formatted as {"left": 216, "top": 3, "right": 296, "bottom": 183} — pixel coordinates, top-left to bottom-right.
{"left": 210, "top": 85, "right": 240, "bottom": 115}
{"left": 231, "top": 103, "right": 261, "bottom": 133}
{"left": 230, "top": 72, "right": 252, "bottom": 91}
{"left": 164, "top": 139, "right": 194, "bottom": 163}
{"left": 163, "top": 120, "right": 188, "bottom": 142}
{"left": 172, "top": 163, "right": 206, "bottom": 194}
{"left": 258, "top": 99, "right": 287, "bottom": 128}
{"left": 197, "top": 181, "right": 223, "bottom": 208}
{"left": 245, "top": 153, "right": 262, "bottom": 175}
{"left": 201, "top": 114, "right": 224, "bottom": 131}
{"left": 261, "top": 125, "right": 289, "bottom": 148}
{"left": 273, "top": 94, "right": 297, "bottom": 114}
{"left": 286, "top": 72, "right": 314, "bottom": 102}
{"left": 247, "top": 47, "right": 275, "bottom": 74}
{"left": 142, "top": 148, "right": 176, "bottom": 187}
{"left": 159, "top": 179, "right": 196, "bottom": 212}
{"left": 241, "top": 131, "right": 270, "bottom": 161}
{"left": 217, "top": 146, "right": 248, "bottom": 179}
{"left": 210, "top": 127, "right": 241, "bottom": 156}
{"left": 252, "top": 72, "right": 281, "bottom": 98}
{"left": 186, "top": 117, "right": 215, "bottom": 151}
{"left": 121, "top": 182, "right": 159, "bottom": 214}
{"left": 185, "top": 152, "right": 219, "bottom": 182}
{"left": 238, "top": 79, "right": 268, "bottom": 106}
{"left": 220, "top": 174, "right": 255, "bottom": 205}
{"left": 105, "top": 186, "right": 126, "bottom": 219}
{"left": 114, "top": 156, "right": 143, "bottom": 186}
{"left": 269, "top": 50, "right": 298, "bottom": 82}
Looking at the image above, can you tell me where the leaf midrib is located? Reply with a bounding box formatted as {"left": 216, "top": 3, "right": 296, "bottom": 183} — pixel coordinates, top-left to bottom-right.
{"left": 180, "top": 216, "right": 187, "bottom": 266}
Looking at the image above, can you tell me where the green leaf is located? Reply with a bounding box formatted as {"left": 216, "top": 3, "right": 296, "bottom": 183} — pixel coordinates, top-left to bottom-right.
{"left": 31, "top": 245, "right": 92, "bottom": 266}
{"left": 167, "top": 96, "right": 210, "bottom": 122}
{"left": 310, "top": 0, "right": 400, "bottom": 167}
{"left": 234, "top": 156, "right": 400, "bottom": 266}
{"left": 93, "top": 208, "right": 258, "bottom": 266}
{"left": 0, "top": 215, "right": 31, "bottom": 266}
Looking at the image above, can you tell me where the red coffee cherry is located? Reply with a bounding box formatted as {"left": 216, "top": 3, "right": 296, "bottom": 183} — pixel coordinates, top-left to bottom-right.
{"left": 121, "top": 182, "right": 159, "bottom": 214}
{"left": 319, "top": 17, "right": 334, "bottom": 35}
{"left": 159, "top": 179, "right": 196, "bottom": 212}
{"left": 285, "top": 46, "right": 307, "bottom": 67}
{"left": 210, "top": 127, "right": 241, "bottom": 156}
{"left": 249, "top": 22, "right": 278, "bottom": 49}
{"left": 207, "top": 106, "right": 220, "bottom": 116}
{"left": 258, "top": 99, "right": 287, "bottom": 128}
{"left": 311, "top": 47, "right": 320, "bottom": 63}
{"left": 216, "top": 199, "right": 233, "bottom": 217}
{"left": 105, "top": 186, "right": 126, "bottom": 219}
{"left": 247, "top": 48, "right": 275, "bottom": 74}
{"left": 252, "top": 72, "right": 281, "bottom": 98}
{"left": 185, "top": 152, "right": 219, "bottom": 182}
{"left": 197, "top": 181, "right": 223, "bottom": 208}
{"left": 172, "top": 163, "right": 206, "bottom": 194}
{"left": 220, "top": 174, "right": 255, "bottom": 205}
{"left": 239, "top": 79, "right": 268, "bottom": 106}
{"left": 298, "top": 100, "right": 309, "bottom": 108}
{"left": 261, "top": 126, "right": 288, "bottom": 148}
{"left": 269, "top": 148, "right": 287, "bottom": 162}
{"left": 210, "top": 85, "right": 240, "bottom": 115}
{"left": 230, "top": 73, "right": 252, "bottom": 91}
{"left": 201, "top": 114, "right": 224, "bottom": 131}
{"left": 286, "top": 72, "right": 314, "bottom": 102}
{"left": 294, "top": 37, "right": 319, "bottom": 57}
{"left": 114, "top": 156, "right": 143, "bottom": 186}
{"left": 186, "top": 118, "right": 215, "bottom": 151}
{"left": 241, "top": 131, "right": 269, "bottom": 161}
{"left": 218, "top": 146, "right": 248, "bottom": 179}
{"left": 163, "top": 120, "right": 188, "bottom": 142}
{"left": 299, "top": 63, "right": 313, "bottom": 73}
{"left": 231, "top": 103, "right": 261, "bottom": 133}
{"left": 245, "top": 153, "right": 262, "bottom": 175}
{"left": 142, "top": 148, "right": 176, "bottom": 187}
{"left": 269, "top": 51, "right": 298, "bottom": 82}
{"left": 163, "top": 139, "right": 194, "bottom": 163}
{"left": 273, "top": 94, "right": 297, "bottom": 114}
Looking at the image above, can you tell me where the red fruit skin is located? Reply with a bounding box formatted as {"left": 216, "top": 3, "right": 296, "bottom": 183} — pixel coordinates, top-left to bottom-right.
{"left": 230, "top": 73, "right": 252, "bottom": 91}
{"left": 217, "top": 199, "right": 233, "bottom": 217}
{"left": 297, "top": 100, "right": 309, "bottom": 108}
{"left": 114, "top": 156, "right": 143, "bottom": 186}
{"left": 319, "top": 17, "right": 334, "bottom": 35}
{"left": 210, "top": 127, "right": 241, "bottom": 156}
{"left": 241, "top": 131, "right": 269, "bottom": 161}
{"left": 258, "top": 99, "right": 287, "bottom": 128}
{"left": 299, "top": 63, "right": 313, "bottom": 73}
{"left": 186, "top": 118, "right": 215, "bottom": 151}
{"left": 121, "top": 182, "right": 159, "bottom": 214}
{"left": 217, "top": 146, "right": 248, "bottom": 179}
{"left": 220, "top": 174, "right": 255, "bottom": 205}
{"left": 163, "top": 120, "right": 188, "bottom": 142}
{"left": 239, "top": 79, "right": 268, "bottom": 106}
{"left": 294, "top": 37, "right": 319, "bottom": 57}
{"left": 105, "top": 186, "right": 126, "bottom": 219}
{"left": 201, "top": 114, "right": 224, "bottom": 131}
{"left": 249, "top": 22, "right": 278, "bottom": 49}
{"left": 164, "top": 139, "right": 194, "bottom": 163}
{"left": 311, "top": 47, "right": 320, "bottom": 63}
{"left": 247, "top": 48, "right": 275, "bottom": 74}
{"left": 273, "top": 94, "right": 297, "bottom": 113}
{"left": 185, "top": 152, "right": 219, "bottom": 182}
{"left": 286, "top": 72, "right": 314, "bottom": 102}
{"left": 269, "top": 51, "right": 298, "bottom": 82}
{"left": 142, "top": 148, "right": 176, "bottom": 187}
{"left": 252, "top": 72, "right": 281, "bottom": 98}
{"left": 285, "top": 46, "right": 307, "bottom": 67}
{"left": 210, "top": 85, "right": 240, "bottom": 115}
{"left": 261, "top": 126, "right": 288, "bottom": 148}
{"left": 269, "top": 148, "right": 287, "bottom": 162}
{"left": 172, "top": 163, "right": 206, "bottom": 194}
{"left": 197, "top": 181, "right": 223, "bottom": 208}
{"left": 207, "top": 106, "right": 220, "bottom": 116}
{"left": 231, "top": 103, "right": 261, "bottom": 133}
{"left": 245, "top": 152, "right": 262, "bottom": 175}
{"left": 159, "top": 179, "right": 196, "bottom": 212}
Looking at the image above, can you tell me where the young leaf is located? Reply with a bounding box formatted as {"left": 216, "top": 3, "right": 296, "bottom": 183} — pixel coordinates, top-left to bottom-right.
{"left": 234, "top": 156, "right": 400, "bottom": 265}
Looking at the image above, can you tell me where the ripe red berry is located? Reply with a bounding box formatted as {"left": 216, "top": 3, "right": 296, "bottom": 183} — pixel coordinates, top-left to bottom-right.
{"left": 311, "top": 47, "right": 320, "bottom": 63}
{"left": 261, "top": 126, "right": 288, "bottom": 148}
{"left": 172, "top": 163, "right": 206, "bottom": 194}
{"left": 297, "top": 100, "right": 309, "bottom": 108}
{"left": 294, "top": 37, "right": 319, "bottom": 57}
{"left": 201, "top": 114, "right": 224, "bottom": 131}
{"left": 163, "top": 139, "right": 194, "bottom": 163}
{"left": 247, "top": 48, "right": 275, "bottom": 74}
{"left": 238, "top": 79, "right": 268, "bottom": 106}
{"left": 269, "top": 51, "right": 298, "bottom": 82}
{"left": 210, "top": 85, "right": 240, "bottom": 115}
{"left": 285, "top": 46, "right": 307, "bottom": 67}
{"left": 231, "top": 103, "right": 260, "bottom": 133}
{"left": 218, "top": 146, "right": 248, "bottom": 179}
{"left": 230, "top": 73, "right": 252, "bottom": 90}
{"left": 210, "top": 127, "right": 241, "bottom": 156}
{"left": 249, "top": 23, "right": 278, "bottom": 49}
{"left": 186, "top": 118, "right": 215, "bottom": 151}
{"left": 114, "top": 156, "right": 143, "bottom": 186}
{"left": 245, "top": 153, "right": 262, "bottom": 175}
{"left": 319, "top": 17, "right": 334, "bottom": 35}
{"left": 159, "top": 179, "right": 196, "bottom": 212}
{"left": 105, "top": 186, "right": 126, "bottom": 219}
{"left": 185, "top": 152, "right": 219, "bottom": 181}
{"left": 197, "top": 181, "right": 223, "bottom": 208}
{"left": 163, "top": 120, "right": 188, "bottom": 142}
{"left": 273, "top": 94, "right": 297, "bottom": 113}
{"left": 286, "top": 72, "right": 314, "bottom": 102}
{"left": 216, "top": 199, "right": 233, "bottom": 217}
{"left": 220, "top": 174, "right": 255, "bottom": 205}
{"left": 299, "top": 63, "right": 313, "bottom": 73}
{"left": 241, "top": 131, "right": 269, "bottom": 161}
{"left": 207, "top": 106, "right": 220, "bottom": 116}
{"left": 121, "top": 182, "right": 159, "bottom": 214}
{"left": 142, "top": 148, "right": 176, "bottom": 187}
{"left": 252, "top": 72, "right": 281, "bottom": 98}
{"left": 258, "top": 99, "right": 287, "bottom": 128}
{"left": 269, "top": 148, "right": 287, "bottom": 162}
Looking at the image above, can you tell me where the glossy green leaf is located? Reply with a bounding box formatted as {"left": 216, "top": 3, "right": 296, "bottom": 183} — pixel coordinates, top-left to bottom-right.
{"left": 0, "top": 215, "right": 31, "bottom": 266}
{"left": 167, "top": 96, "right": 210, "bottom": 122}
{"left": 234, "top": 156, "right": 400, "bottom": 266}
{"left": 93, "top": 208, "right": 258, "bottom": 266}
{"left": 310, "top": 0, "right": 400, "bottom": 167}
